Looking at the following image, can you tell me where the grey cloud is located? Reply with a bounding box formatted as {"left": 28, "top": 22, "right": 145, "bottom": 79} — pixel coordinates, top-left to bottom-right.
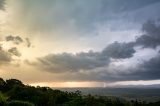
{"left": 13, "top": 0, "right": 160, "bottom": 34}
{"left": 32, "top": 20, "right": 160, "bottom": 81}
{"left": 137, "top": 55, "right": 160, "bottom": 80}
{"left": 8, "top": 47, "right": 21, "bottom": 57}
{"left": 26, "top": 19, "right": 160, "bottom": 81}
{"left": 0, "top": 0, "right": 5, "bottom": 10}
{"left": 0, "top": 46, "right": 12, "bottom": 63}
{"left": 34, "top": 53, "right": 160, "bottom": 81}
{"left": 74, "top": 54, "right": 160, "bottom": 82}
{"left": 6, "top": 35, "right": 23, "bottom": 45}
{"left": 0, "top": 51, "right": 11, "bottom": 63}
{"left": 102, "top": 42, "right": 135, "bottom": 59}
{"left": 5, "top": 35, "right": 32, "bottom": 48}
{"left": 0, "top": 43, "right": 22, "bottom": 65}
{"left": 102, "top": 54, "right": 160, "bottom": 81}
{"left": 30, "top": 18, "right": 160, "bottom": 82}
{"left": 135, "top": 20, "right": 160, "bottom": 48}
{"left": 36, "top": 42, "right": 136, "bottom": 73}
{"left": 37, "top": 51, "right": 110, "bottom": 72}
{"left": 115, "top": 55, "right": 160, "bottom": 81}
{"left": 34, "top": 54, "right": 160, "bottom": 82}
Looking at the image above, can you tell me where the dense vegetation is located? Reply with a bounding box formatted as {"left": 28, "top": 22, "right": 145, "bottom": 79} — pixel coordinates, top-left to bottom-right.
{"left": 0, "top": 78, "right": 160, "bottom": 106}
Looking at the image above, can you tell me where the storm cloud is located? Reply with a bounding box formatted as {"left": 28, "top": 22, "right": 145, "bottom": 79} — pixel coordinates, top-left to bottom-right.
{"left": 137, "top": 55, "right": 160, "bottom": 80}
{"left": 37, "top": 51, "right": 109, "bottom": 72}
{"left": 112, "top": 54, "right": 160, "bottom": 81}
{"left": 102, "top": 42, "right": 135, "bottom": 59}
{"left": 70, "top": 54, "right": 160, "bottom": 82}
{"left": 135, "top": 20, "right": 160, "bottom": 48}
{"left": 32, "top": 19, "right": 160, "bottom": 82}
{"left": 36, "top": 41, "right": 136, "bottom": 73}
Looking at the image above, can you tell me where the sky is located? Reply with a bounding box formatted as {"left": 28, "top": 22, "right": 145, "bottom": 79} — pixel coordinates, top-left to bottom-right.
{"left": 0, "top": 0, "right": 160, "bottom": 87}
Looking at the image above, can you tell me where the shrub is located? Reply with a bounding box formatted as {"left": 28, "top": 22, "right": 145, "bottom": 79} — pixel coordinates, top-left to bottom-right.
{"left": 0, "top": 92, "right": 8, "bottom": 106}
{"left": 6, "top": 100, "right": 35, "bottom": 106}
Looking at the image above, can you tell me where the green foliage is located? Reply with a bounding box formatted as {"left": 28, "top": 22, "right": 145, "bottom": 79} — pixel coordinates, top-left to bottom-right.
{"left": 0, "top": 77, "right": 160, "bottom": 106}
{"left": 6, "top": 100, "right": 35, "bottom": 106}
{"left": 0, "top": 92, "right": 8, "bottom": 106}
{"left": 0, "top": 78, "right": 6, "bottom": 91}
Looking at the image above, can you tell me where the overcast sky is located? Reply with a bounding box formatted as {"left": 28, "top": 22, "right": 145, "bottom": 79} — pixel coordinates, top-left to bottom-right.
{"left": 0, "top": 0, "right": 160, "bottom": 87}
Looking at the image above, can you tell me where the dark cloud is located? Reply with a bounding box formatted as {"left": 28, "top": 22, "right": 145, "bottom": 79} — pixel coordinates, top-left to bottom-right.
{"left": 102, "top": 42, "right": 135, "bottom": 59}
{"left": 135, "top": 20, "right": 160, "bottom": 48}
{"left": 115, "top": 55, "right": 160, "bottom": 81}
{"left": 8, "top": 47, "right": 21, "bottom": 57}
{"left": 34, "top": 53, "right": 160, "bottom": 81}
{"left": 72, "top": 54, "right": 160, "bottom": 82}
{"left": 0, "top": 0, "right": 5, "bottom": 10}
{"left": 102, "top": 53, "right": 160, "bottom": 81}
{"left": 137, "top": 55, "right": 160, "bottom": 80}
{"left": 31, "top": 20, "right": 160, "bottom": 81}
{"left": 36, "top": 41, "right": 136, "bottom": 73}
{"left": 6, "top": 35, "right": 23, "bottom": 45}
{"left": 37, "top": 51, "right": 110, "bottom": 72}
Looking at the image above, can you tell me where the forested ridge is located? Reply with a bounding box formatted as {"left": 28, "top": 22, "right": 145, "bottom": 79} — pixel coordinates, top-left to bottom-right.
{"left": 0, "top": 78, "right": 160, "bottom": 106}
